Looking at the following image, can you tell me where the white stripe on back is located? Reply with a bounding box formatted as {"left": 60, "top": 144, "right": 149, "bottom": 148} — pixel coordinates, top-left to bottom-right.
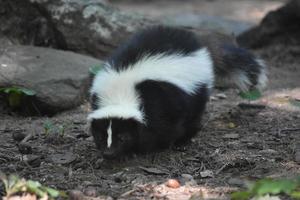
{"left": 107, "top": 120, "right": 112, "bottom": 148}
{"left": 89, "top": 48, "right": 214, "bottom": 123}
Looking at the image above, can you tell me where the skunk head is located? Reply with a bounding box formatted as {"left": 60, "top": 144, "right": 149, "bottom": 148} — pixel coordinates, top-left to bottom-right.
{"left": 90, "top": 117, "right": 140, "bottom": 159}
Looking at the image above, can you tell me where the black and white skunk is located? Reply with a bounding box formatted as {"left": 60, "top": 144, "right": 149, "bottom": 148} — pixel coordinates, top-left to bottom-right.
{"left": 88, "top": 26, "right": 267, "bottom": 159}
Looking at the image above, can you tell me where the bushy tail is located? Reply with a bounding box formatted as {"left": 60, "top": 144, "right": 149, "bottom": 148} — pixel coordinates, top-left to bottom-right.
{"left": 210, "top": 43, "right": 267, "bottom": 92}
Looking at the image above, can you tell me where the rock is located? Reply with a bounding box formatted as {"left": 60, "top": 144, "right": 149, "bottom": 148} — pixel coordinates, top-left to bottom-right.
{"left": 0, "top": 0, "right": 62, "bottom": 48}
{"left": 227, "top": 178, "right": 245, "bottom": 187}
{"left": 0, "top": 0, "right": 153, "bottom": 59}
{"left": 259, "top": 149, "right": 278, "bottom": 155}
{"left": 181, "top": 174, "right": 193, "bottom": 181}
{"left": 166, "top": 179, "right": 180, "bottom": 188}
{"left": 237, "top": 0, "right": 300, "bottom": 48}
{"left": 24, "top": 155, "right": 42, "bottom": 167}
{"left": 215, "top": 93, "right": 227, "bottom": 99}
{"left": 295, "top": 150, "right": 300, "bottom": 164}
{"left": 17, "top": 142, "right": 32, "bottom": 154}
{"left": 163, "top": 14, "right": 253, "bottom": 35}
{"left": 49, "top": 152, "right": 76, "bottom": 165}
{"left": 199, "top": 170, "right": 214, "bottom": 178}
{"left": 0, "top": 45, "right": 100, "bottom": 115}
{"left": 223, "top": 133, "right": 239, "bottom": 139}
{"left": 12, "top": 130, "right": 27, "bottom": 142}
{"left": 83, "top": 187, "right": 97, "bottom": 197}
{"left": 139, "top": 166, "right": 168, "bottom": 175}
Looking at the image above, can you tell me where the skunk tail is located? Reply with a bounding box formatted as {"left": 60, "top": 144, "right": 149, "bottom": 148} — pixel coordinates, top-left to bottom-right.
{"left": 210, "top": 43, "right": 267, "bottom": 91}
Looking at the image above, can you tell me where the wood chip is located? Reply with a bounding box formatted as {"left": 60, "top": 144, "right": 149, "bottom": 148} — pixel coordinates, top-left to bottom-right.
{"left": 139, "top": 167, "right": 168, "bottom": 175}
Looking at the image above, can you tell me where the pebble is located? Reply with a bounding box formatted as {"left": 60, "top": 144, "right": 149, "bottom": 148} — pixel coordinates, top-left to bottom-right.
{"left": 24, "top": 155, "right": 42, "bottom": 167}
{"left": 94, "top": 158, "right": 104, "bottom": 169}
{"left": 69, "top": 190, "right": 84, "bottom": 200}
{"left": 210, "top": 96, "right": 218, "bottom": 101}
{"left": 227, "top": 178, "right": 245, "bottom": 187}
{"left": 223, "top": 133, "right": 239, "bottom": 139}
{"left": 166, "top": 179, "right": 180, "bottom": 188}
{"left": 259, "top": 149, "right": 278, "bottom": 154}
{"left": 181, "top": 173, "right": 193, "bottom": 181}
{"left": 12, "top": 131, "right": 27, "bottom": 142}
{"left": 216, "top": 93, "right": 227, "bottom": 99}
{"left": 17, "top": 142, "right": 32, "bottom": 154}
{"left": 84, "top": 187, "right": 97, "bottom": 197}
{"left": 295, "top": 150, "right": 300, "bottom": 164}
{"left": 200, "top": 170, "right": 214, "bottom": 178}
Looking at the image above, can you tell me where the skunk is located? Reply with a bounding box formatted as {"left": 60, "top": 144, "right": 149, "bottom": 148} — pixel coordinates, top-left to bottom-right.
{"left": 88, "top": 26, "right": 267, "bottom": 159}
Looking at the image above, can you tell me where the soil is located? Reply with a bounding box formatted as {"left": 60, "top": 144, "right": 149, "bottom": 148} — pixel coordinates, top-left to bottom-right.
{"left": 0, "top": 1, "right": 300, "bottom": 200}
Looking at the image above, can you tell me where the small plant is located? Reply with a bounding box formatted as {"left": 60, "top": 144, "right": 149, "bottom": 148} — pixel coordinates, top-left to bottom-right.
{"left": 57, "top": 122, "right": 71, "bottom": 138}
{"left": 89, "top": 64, "right": 103, "bottom": 75}
{"left": 0, "top": 172, "right": 66, "bottom": 200}
{"left": 0, "top": 87, "right": 36, "bottom": 108}
{"left": 289, "top": 99, "right": 300, "bottom": 108}
{"left": 239, "top": 89, "right": 262, "bottom": 101}
{"left": 43, "top": 120, "right": 54, "bottom": 136}
{"left": 43, "top": 120, "right": 70, "bottom": 138}
{"left": 231, "top": 177, "right": 300, "bottom": 200}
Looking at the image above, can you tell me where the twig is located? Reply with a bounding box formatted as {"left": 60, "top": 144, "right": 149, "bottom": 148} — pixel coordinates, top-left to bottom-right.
{"left": 21, "top": 133, "right": 33, "bottom": 143}
{"left": 120, "top": 189, "right": 136, "bottom": 197}
{"left": 215, "top": 163, "right": 230, "bottom": 175}
{"left": 238, "top": 103, "right": 266, "bottom": 109}
{"left": 279, "top": 128, "right": 300, "bottom": 134}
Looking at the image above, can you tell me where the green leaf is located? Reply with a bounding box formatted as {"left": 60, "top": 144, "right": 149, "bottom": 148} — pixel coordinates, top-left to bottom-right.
{"left": 290, "top": 191, "right": 300, "bottom": 199}
{"left": 0, "top": 171, "right": 8, "bottom": 193}
{"left": 26, "top": 180, "right": 42, "bottom": 189}
{"left": 239, "top": 89, "right": 262, "bottom": 101}
{"left": 8, "top": 92, "right": 22, "bottom": 107}
{"left": 0, "top": 87, "right": 36, "bottom": 95}
{"left": 231, "top": 191, "right": 251, "bottom": 200}
{"left": 89, "top": 64, "right": 103, "bottom": 75}
{"left": 8, "top": 175, "right": 18, "bottom": 190}
{"left": 4, "top": 88, "right": 22, "bottom": 94}
{"left": 289, "top": 99, "right": 300, "bottom": 108}
{"left": 251, "top": 179, "right": 297, "bottom": 196}
{"left": 42, "top": 186, "right": 60, "bottom": 198}
{"left": 20, "top": 88, "right": 36, "bottom": 96}
{"left": 26, "top": 180, "right": 47, "bottom": 198}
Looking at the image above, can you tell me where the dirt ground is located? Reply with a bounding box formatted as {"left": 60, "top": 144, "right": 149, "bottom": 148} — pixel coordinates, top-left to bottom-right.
{"left": 1, "top": 1, "right": 300, "bottom": 200}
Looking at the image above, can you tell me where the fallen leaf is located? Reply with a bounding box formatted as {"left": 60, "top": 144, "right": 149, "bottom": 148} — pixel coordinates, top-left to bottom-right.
{"left": 49, "top": 152, "right": 76, "bottom": 164}
{"left": 139, "top": 167, "right": 168, "bottom": 175}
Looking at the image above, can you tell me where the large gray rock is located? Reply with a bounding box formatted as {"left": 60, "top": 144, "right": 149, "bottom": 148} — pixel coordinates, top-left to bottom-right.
{"left": 0, "top": 0, "right": 153, "bottom": 59}
{"left": 162, "top": 14, "right": 253, "bottom": 36}
{"left": 0, "top": 45, "right": 100, "bottom": 115}
{"left": 237, "top": 0, "right": 300, "bottom": 48}
{"left": 32, "top": 0, "right": 154, "bottom": 58}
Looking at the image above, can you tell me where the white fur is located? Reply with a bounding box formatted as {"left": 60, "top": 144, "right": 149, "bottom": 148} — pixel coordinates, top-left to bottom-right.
{"left": 88, "top": 48, "right": 213, "bottom": 123}
{"left": 255, "top": 59, "right": 268, "bottom": 90}
{"left": 219, "top": 58, "right": 268, "bottom": 92}
{"left": 107, "top": 120, "right": 112, "bottom": 148}
{"left": 234, "top": 71, "right": 252, "bottom": 91}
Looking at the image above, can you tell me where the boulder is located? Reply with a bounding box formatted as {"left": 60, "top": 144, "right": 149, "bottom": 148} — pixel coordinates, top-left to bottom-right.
{"left": 162, "top": 14, "right": 253, "bottom": 35}
{"left": 0, "top": 0, "right": 153, "bottom": 59}
{"left": 237, "top": 0, "right": 300, "bottom": 48}
{"left": 0, "top": 45, "right": 101, "bottom": 115}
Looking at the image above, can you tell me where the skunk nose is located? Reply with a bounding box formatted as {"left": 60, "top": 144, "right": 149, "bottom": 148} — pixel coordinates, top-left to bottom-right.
{"left": 103, "top": 149, "right": 117, "bottom": 159}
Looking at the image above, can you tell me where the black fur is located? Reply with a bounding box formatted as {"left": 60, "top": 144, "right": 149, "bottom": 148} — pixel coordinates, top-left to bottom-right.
{"left": 107, "top": 26, "right": 201, "bottom": 71}
{"left": 90, "top": 26, "right": 266, "bottom": 159}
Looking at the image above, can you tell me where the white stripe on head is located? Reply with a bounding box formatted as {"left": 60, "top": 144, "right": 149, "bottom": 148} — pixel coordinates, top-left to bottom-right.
{"left": 90, "top": 48, "right": 213, "bottom": 123}
{"left": 107, "top": 120, "right": 112, "bottom": 148}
